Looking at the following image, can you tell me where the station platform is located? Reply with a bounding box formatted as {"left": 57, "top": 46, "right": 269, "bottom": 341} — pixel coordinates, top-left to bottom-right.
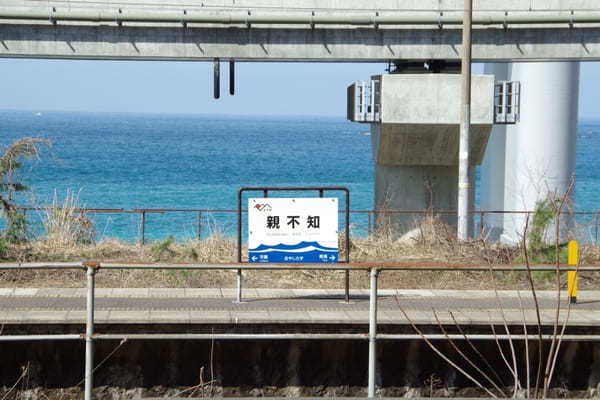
{"left": 1, "top": 288, "right": 598, "bottom": 327}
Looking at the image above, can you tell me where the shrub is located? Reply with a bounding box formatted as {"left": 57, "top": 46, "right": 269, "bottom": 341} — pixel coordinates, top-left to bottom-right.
{"left": 0, "top": 138, "right": 50, "bottom": 242}
{"left": 151, "top": 235, "right": 177, "bottom": 260}
{"left": 41, "top": 189, "right": 95, "bottom": 246}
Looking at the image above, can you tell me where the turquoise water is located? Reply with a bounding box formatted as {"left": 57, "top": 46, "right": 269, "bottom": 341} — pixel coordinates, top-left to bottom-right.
{"left": 0, "top": 111, "right": 372, "bottom": 240}
{"left": 0, "top": 110, "right": 598, "bottom": 241}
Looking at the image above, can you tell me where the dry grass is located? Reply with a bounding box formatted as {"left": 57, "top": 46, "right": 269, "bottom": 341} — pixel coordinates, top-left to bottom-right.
{"left": 37, "top": 189, "right": 95, "bottom": 247}
{"left": 351, "top": 215, "right": 517, "bottom": 265}
{"left": 1, "top": 212, "right": 599, "bottom": 290}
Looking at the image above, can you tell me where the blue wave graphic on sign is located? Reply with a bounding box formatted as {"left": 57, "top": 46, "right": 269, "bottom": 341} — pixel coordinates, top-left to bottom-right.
{"left": 248, "top": 241, "right": 338, "bottom": 263}
{"left": 249, "top": 241, "right": 338, "bottom": 252}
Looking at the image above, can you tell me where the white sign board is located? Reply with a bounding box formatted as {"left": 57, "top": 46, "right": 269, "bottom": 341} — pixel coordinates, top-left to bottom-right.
{"left": 248, "top": 197, "right": 339, "bottom": 263}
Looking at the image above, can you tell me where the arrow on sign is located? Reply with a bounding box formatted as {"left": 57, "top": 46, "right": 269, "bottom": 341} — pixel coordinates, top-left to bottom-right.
{"left": 251, "top": 256, "right": 258, "bottom": 262}
{"left": 329, "top": 255, "right": 336, "bottom": 261}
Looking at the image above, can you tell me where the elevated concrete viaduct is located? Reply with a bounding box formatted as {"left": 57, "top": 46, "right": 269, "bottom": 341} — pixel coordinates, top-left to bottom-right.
{"left": 1, "top": 0, "right": 600, "bottom": 61}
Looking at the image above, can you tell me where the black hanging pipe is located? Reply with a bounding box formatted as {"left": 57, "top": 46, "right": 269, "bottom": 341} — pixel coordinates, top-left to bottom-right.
{"left": 229, "top": 60, "right": 235, "bottom": 96}
{"left": 214, "top": 58, "right": 220, "bottom": 99}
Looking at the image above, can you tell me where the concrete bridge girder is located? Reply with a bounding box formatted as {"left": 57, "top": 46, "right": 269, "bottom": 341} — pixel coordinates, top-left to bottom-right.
{"left": 2, "top": 0, "right": 600, "bottom": 60}
{"left": 1, "top": 24, "right": 600, "bottom": 61}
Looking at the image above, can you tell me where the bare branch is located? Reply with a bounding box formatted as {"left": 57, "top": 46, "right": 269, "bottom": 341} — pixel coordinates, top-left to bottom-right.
{"left": 522, "top": 214, "right": 544, "bottom": 397}
{"left": 482, "top": 240, "right": 521, "bottom": 395}
{"left": 394, "top": 296, "right": 498, "bottom": 398}
{"left": 168, "top": 366, "right": 217, "bottom": 399}
{"left": 449, "top": 311, "right": 505, "bottom": 389}
{"left": 433, "top": 309, "right": 507, "bottom": 396}
{"left": 75, "top": 338, "right": 128, "bottom": 387}
{"left": 546, "top": 259, "right": 578, "bottom": 390}
{"left": 515, "top": 280, "right": 531, "bottom": 398}
{"left": 543, "top": 178, "right": 574, "bottom": 398}
{"left": 1, "top": 362, "right": 29, "bottom": 400}
{"left": 487, "top": 312, "right": 518, "bottom": 388}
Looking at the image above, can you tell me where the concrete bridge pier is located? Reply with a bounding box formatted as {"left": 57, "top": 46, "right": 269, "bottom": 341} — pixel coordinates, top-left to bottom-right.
{"left": 373, "top": 163, "right": 474, "bottom": 235}
{"left": 367, "top": 72, "right": 494, "bottom": 238}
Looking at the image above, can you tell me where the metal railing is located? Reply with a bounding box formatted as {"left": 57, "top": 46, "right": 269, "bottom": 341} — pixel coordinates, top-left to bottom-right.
{"left": 494, "top": 80, "right": 521, "bottom": 124}
{"left": 2, "top": 261, "right": 600, "bottom": 398}
{"left": 14, "top": 207, "right": 600, "bottom": 245}
{"left": 347, "top": 79, "right": 380, "bottom": 123}
{"left": 3, "top": 7, "right": 600, "bottom": 28}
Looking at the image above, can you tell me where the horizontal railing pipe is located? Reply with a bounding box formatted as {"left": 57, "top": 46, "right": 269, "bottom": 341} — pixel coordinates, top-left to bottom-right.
{"left": 0, "top": 262, "right": 83, "bottom": 270}
{"left": 95, "top": 333, "right": 368, "bottom": 340}
{"left": 13, "top": 206, "right": 600, "bottom": 245}
{"left": 90, "top": 333, "right": 600, "bottom": 342}
{"left": 0, "top": 334, "right": 83, "bottom": 341}
{"left": 17, "top": 206, "right": 600, "bottom": 215}
{"left": 2, "top": 8, "right": 600, "bottom": 27}
{"left": 377, "top": 334, "right": 600, "bottom": 341}
{"left": 1, "top": 262, "right": 600, "bottom": 271}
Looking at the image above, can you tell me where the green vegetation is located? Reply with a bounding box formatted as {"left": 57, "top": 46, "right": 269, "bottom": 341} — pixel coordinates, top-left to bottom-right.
{"left": 0, "top": 235, "right": 7, "bottom": 258}
{"left": 151, "top": 235, "right": 177, "bottom": 260}
{"left": 181, "top": 246, "right": 199, "bottom": 261}
{"left": 0, "top": 138, "right": 50, "bottom": 244}
{"left": 496, "top": 269, "right": 567, "bottom": 285}
{"left": 3, "top": 208, "right": 27, "bottom": 244}
{"left": 528, "top": 197, "right": 566, "bottom": 264}
{"left": 529, "top": 198, "right": 555, "bottom": 248}
{"left": 512, "top": 197, "right": 568, "bottom": 266}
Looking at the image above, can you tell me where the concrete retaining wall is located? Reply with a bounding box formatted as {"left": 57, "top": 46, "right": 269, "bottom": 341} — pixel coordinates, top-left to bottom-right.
{"left": 1, "top": 339, "right": 599, "bottom": 397}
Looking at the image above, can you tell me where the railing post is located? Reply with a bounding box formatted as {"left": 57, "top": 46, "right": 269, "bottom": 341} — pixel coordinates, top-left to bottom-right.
{"left": 367, "top": 211, "right": 372, "bottom": 236}
{"left": 83, "top": 262, "right": 98, "bottom": 400}
{"left": 22, "top": 208, "right": 27, "bottom": 237}
{"left": 197, "top": 211, "right": 202, "bottom": 240}
{"left": 368, "top": 267, "right": 379, "bottom": 398}
{"left": 140, "top": 210, "right": 146, "bottom": 245}
{"left": 595, "top": 212, "right": 599, "bottom": 245}
{"left": 345, "top": 270, "right": 350, "bottom": 303}
{"left": 479, "top": 211, "right": 484, "bottom": 238}
{"left": 236, "top": 268, "right": 243, "bottom": 303}
{"left": 345, "top": 189, "right": 350, "bottom": 303}
{"left": 237, "top": 189, "right": 244, "bottom": 303}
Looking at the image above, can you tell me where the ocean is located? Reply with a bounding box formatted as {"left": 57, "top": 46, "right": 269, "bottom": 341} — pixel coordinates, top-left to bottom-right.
{"left": 0, "top": 110, "right": 598, "bottom": 242}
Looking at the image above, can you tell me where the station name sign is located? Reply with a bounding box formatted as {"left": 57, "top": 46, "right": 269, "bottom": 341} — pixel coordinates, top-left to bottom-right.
{"left": 248, "top": 197, "right": 339, "bottom": 263}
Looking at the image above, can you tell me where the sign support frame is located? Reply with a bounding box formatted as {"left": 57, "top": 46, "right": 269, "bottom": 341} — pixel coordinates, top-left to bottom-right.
{"left": 237, "top": 186, "right": 351, "bottom": 302}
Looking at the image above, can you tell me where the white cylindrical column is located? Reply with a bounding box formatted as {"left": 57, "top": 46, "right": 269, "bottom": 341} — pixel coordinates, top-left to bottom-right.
{"left": 502, "top": 62, "right": 580, "bottom": 244}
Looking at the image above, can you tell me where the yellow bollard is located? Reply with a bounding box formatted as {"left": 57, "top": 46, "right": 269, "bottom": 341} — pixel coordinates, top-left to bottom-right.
{"left": 567, "top": 240, "right": 578, "bottom": 304}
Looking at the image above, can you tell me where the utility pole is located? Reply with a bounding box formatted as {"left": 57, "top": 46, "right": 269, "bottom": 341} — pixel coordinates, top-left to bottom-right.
{"left": 457, "top": 0, "right": 472, "bottom": 241}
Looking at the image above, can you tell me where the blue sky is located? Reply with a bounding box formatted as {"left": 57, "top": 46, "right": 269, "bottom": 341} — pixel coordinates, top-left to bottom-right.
{"left": 0, "top": 59, "right": 598, "bottom": 119}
